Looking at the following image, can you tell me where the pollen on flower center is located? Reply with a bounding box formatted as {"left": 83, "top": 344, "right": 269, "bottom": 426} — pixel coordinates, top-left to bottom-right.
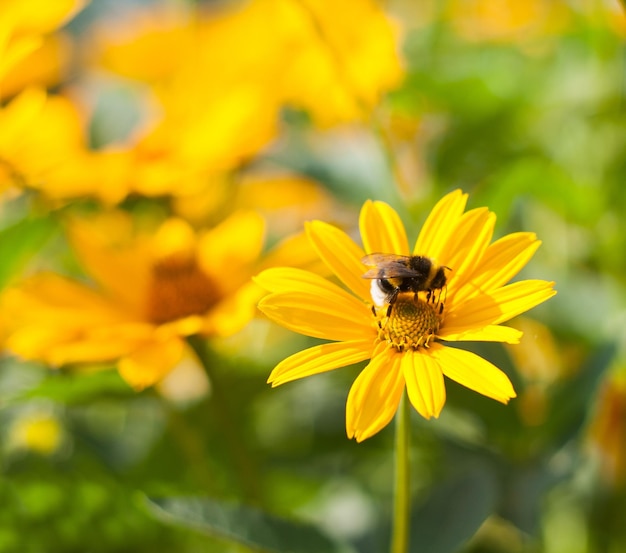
{"left": 147, "top": 255, "right": 220, "bottom": 324}
{"left": 376, "top": 294, "right": 441, "bottom": 351}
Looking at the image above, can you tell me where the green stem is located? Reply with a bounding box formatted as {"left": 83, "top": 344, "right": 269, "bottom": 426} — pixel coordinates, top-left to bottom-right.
{"left": 391, "top": 391, "right": 411, "bottom": 553}
{"left": 187, "top": 335, "right": 262, "bottom": 504}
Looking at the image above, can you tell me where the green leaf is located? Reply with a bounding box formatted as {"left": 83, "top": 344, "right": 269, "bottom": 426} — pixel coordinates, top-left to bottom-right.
{"left": 409, "top": 464, "right": 498, "bottom": 553}
{"left": 0, "top": 215, "right": 58, "bottom": 289}
{"left": 543, "top": 343, "right": 616, "bottom": 449}
{"left": 144, "top": 496, "right": 353, "bottom": 553}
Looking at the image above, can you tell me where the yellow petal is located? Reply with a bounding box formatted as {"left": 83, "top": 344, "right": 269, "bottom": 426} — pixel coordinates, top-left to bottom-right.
{"left": 258, "top": 290, "right": 373, "bottom": 342}
{"left": 268, "top": 339, "right": 373, "bottom": 387}
{"left": 68, "top": 212, "right": 152, "bottom": 315}
{"left": 431, "top": 343, "right": 516, "bottom": 404}
{"left": 2, "top": 273, "right": 130, "bottom": 328}
{"left": 451, "top": 232, "right": 541, "bottom": 306}
{"left": 44, "top": 333, "right": 146, "bottom": 366}
{"left": 0, "top": 88, "right": 46, "bottom": 148}
{"left": 4, "top": 0, "right": 86, "bottom": 34}
{"left": 256, "top": 266, "right": 358, "bottom": 298}
{"left": 346, "top": 346, "right": 404, "bottom": 442}
{"left": 402, "top": 349, "right": 446, "bottom": 419}
{"left": 202, "top": 280, "right": 263, "bottom": 337}
{"left": 359, "top": 200, "right": 410, "bottom": 255}
{"left": 442, "top": 208, "right": 495, "bottom": 290}
{"left": 438, "top": 324, "right": 523, "bottom": 344}
{"left": 259, "top": 231, "right": 329, "bottom": 276}
{"left": 305, "top": 220, "right": 370, "bottom": 301}
{"left": 118, "top": 337, "right": 185, "bottom": 390}
{"left": 445, "top": 279, "right": 556, "bottom": 329}
{"left": 198, "top": 210, "right": 265, "bottom": 291}
{"left": 152, "top": 218, "right": 197, "bottom": 260}
{"left": 414, "top": 189, "right": 468, "bottom": 258}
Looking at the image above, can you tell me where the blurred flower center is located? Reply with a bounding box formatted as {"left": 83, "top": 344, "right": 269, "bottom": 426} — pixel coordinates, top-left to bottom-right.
{"left": 147, "top": 255, "right": 220, "bottom": 324}
{"left": 377, "top": 295, "right": 441, "bottom": 351}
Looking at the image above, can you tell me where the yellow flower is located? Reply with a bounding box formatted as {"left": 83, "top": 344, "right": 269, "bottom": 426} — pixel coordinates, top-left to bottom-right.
{"left": 1, "top": 210, "right": 267, "bottom": 390}
{"left": 256, "top": 190, "right": 556, "bottom": 442}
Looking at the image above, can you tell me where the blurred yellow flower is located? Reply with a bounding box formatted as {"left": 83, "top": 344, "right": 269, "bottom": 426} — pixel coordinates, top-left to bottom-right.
{"left": 1, "top": 210, "right": 267, "bottom": 389}
{"left": 271, "top": 0, "right": 404, "bottom": 125}
{"left": 505, "top": 317, "right": 564, "bottom": 427}
{"left": 0, "top": 0, "right": 84, "bottom": 82}
{"left": 446, "top": 0, "right": 569, "bottom": 44}
{"left": 256, "top": 190, "right": 556, "bottom": 441}
{"left": 94, "top": 0, "right": 403, "bottom": 128}
{"left": 587, "top": 370, "right": 626, "bottom": 488}
{"left": 7, "top": 412, "right": 64, "bottom": 456}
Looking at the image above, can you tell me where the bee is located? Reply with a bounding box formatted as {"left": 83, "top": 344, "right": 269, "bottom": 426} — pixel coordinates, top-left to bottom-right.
{"left": 361, "top": 253, "right": 450, "bottom": 315}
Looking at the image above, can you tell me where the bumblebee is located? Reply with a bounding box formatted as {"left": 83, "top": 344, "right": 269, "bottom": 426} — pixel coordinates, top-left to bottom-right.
{"left": 361, "top": 253, "right": 450, "bottom": 313}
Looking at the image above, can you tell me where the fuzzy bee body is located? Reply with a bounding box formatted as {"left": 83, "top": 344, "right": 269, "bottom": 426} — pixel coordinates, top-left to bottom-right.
{"left": 361, "top": 253, "right": 450, "bottom": 310}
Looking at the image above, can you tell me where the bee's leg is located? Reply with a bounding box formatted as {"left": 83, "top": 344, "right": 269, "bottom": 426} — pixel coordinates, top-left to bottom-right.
{"left": 386, "top": 289, "right": 399, "bottom": 317}
{"left": 438, "top": 286, "right": 447, "bottom": 314}
{"left": 371, "top": 305, "right": 377, "bottom": 317}
{"left": 426, "top": 290, "right": 432, "bottom": 303}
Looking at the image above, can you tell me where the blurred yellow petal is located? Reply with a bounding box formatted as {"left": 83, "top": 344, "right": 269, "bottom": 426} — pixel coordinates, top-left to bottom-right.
{"left": 259, "top": 231, "right": 329, "bottom": 276}
{"left": 432, "top": 344, "right": 516, "bottom": 403}
{"left": 268, "top": 339, "right": 373, "bottom": 387}
{"left": 359, "top": 200, "right": 410, "bottom": 255}
{"left": 118, "top": 337, "right": 185, "bottom": 391}
{"left": 1, "top": 274, "right": 135, "bottom": 363}
{"left": 305, "top": 221, "right": 370, "bottom": 301}
{"left": 2, "top": 0, "right": 86, "bottom": 34}
{"left": 1, "top": 33, "right": 73, "bottom": 98}
{"left": 0, "top": 88, "right": 47, "bottom": 151}
{"left": 69, "top": 212, "right": 152, "bottom": 316}
{"left": 203, "top": 280, "right": 264, "bottom": 337}
{"left": 346, "top": 346, "right": 404, "bottom": 442}
{"left": 198, "top": 210, "right": 265, "bottom": 290}
{"left": 402, "top": 349, "right": 445, "bottom": 419}
{"left": 235, "top": 173, "right": 335, "bottom": 236}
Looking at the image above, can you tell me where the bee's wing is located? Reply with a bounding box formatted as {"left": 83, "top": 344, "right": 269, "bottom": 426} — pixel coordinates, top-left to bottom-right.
{"left": 361, "top": 253, "right": 417, "bottom": 279}
{"left": 361, "top": 253, "right": 411, "bottom": 266}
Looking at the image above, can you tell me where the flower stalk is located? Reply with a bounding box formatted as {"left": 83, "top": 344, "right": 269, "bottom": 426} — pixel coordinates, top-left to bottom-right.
{"left": 391, "top": 391, "right": 411, "bottom": 553}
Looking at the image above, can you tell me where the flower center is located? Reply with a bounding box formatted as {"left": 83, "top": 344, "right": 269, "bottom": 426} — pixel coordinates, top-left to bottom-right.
{"left": 147, "top": 255, "right": 221, "bottom": 324}
{"left": 375, "top": 294, "right": 441, "bottom": 351}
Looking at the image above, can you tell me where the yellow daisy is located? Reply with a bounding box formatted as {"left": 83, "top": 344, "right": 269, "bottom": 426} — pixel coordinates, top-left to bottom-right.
{"left": 256, "top": 190, "right": 556, "bottom": 442}
{"left": 0, "top": 210, "right": 267, "bottom": 390}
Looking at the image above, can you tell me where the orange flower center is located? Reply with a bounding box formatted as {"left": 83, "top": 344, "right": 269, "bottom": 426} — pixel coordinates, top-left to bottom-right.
{"left": 147, "top": 255, "right": 220, "bottom": 324}
{"left": 376, "top": 294, "right": 441, "bottom": 351}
